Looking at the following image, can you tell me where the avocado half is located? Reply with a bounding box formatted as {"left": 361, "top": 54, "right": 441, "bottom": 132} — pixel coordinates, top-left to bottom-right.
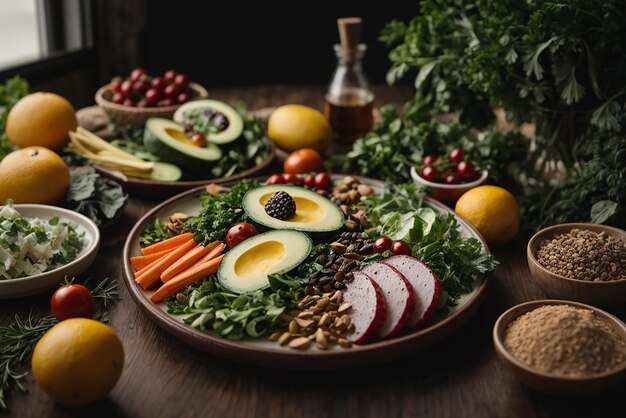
{"left": 143, "top": 118, "right": 222, "bottom": 171}
{"left": 173, "top": 99, "right": 244, "bottom": 145}
{"left": 242, "top": 185, "right": 345, "bottom": 232}
{"left": 217, "top": 230, "right": 312, "bottom": 293}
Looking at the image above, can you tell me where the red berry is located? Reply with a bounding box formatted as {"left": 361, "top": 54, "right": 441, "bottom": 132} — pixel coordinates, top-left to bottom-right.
{"left": 391, "top": 241, "right": 412, "bottom": 256}
{"left": 448, "top": 147, "right": 464, "bottom": 164}
{"left": 150, "top": 76, "right": 166, "bottom": 91}
{"left": 226, "top": 222, "right": 258, "bottom": 249}
{"left": 283, "top": 173, "right": 301, "bottom": 185}
{"left": 130, "top": 68, "right": 146, "bottom": 82}
{"left": 190, "top": 133, "right": 207, "bottom": 147}
{"left": 110, "top": 78, "right": 122, "bottom": 93}
{"left": 177, "top": 92, "right": 190, "bottom": 104}
{"left": 133, "top": 80, "right": 149, "bottom": 95}
{"left": 164, "top": 84, "right": 179, "bottom": 99}
{"left": 164, "top": 70, "right": 177, "bottom": 83}
{"left": 122, "top": 98, "right": 135, "bottom": 107}
{"left": 120, "top": 80, "right": 134, "bottom": 97}
{"left": 314, "top": 172, "right": 331, "bottom": 190}
{"left": 445, "top": 173, "right": 460, "bottom": 184}
{"left": 457, "top": 161, "right": 477, "bottom": 181}
{"left": 266, "top": 174, "right": 286, "bottom": 184}
{"left": 303, "top": 175, "right": 315, "bottom": 188}
{"left": 136, "top": 99, "right": 149, "bottom": 108}
{"left": 111, "top": 92, "right": 124, "bottom": 104}
{"left": 145, "top": 88, "right": 161, "bottom": 104}
{"left": 160, "top": 98, "right": 175, "bottom": 107}
{"left": 174, "top": 74, "right": 189, "bottom": 89}
{"left": 420, "top": 166, "right": 439, "bottom": 182}
{"left": 423, "top": 155, "right": 438, "bottom": 166}
{"left": 374, "top": 236, "right": 393, "bottom": 254}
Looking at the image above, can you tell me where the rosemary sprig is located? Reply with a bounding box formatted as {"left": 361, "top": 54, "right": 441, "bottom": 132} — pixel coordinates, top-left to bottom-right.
{"left": 0, "top": 277, "right": 119, "bottom": 410}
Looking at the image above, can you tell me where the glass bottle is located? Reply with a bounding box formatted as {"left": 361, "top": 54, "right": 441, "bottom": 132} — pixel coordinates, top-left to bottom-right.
{"left": 324, "top": 44, "right": 375, "bottom": 142}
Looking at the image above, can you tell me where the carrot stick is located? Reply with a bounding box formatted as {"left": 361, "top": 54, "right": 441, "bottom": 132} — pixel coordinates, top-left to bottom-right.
{"left": 130, "top": 248, "right": 176, "bottom": 271}
{"left": 141, "top": 233, "right": 194, "bottom": 255}
{"left": 192, "top": 242, "right": 226, "bottom": 267}
{"left": 161, "top": 241, "right": 220, "bottom": 283}
{"left": 150, "top": 255, "right": 224, "bottom": 303}
{"left": 135, "top": 239, "right": 196, "bottom": 289}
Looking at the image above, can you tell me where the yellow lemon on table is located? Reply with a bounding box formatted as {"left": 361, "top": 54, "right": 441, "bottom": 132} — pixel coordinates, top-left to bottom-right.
{"left": 455, "top": 185, "right": 520, "bottom": 245}
{"left": 31, "top": 318, "right": 124, "bottom": 407}
{"left": 6, "top": 92, "right": 77, "bottom": 151}
{"left": 0, "top": 146, "right": 69, "bottom": 205}
{"left": 268, "top": 104, "right": 332, "bottom": 152}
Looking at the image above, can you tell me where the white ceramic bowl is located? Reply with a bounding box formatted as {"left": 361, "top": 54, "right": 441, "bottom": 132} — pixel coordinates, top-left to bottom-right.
{"left": 0, "top": 205, "right": 100, "bottom": 299}
{"left": 410, "top": 166, "right": 488, "bottom": 204}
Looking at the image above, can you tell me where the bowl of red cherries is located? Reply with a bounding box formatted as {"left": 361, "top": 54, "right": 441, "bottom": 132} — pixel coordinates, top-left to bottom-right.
{"left": 95, "top": 68, "right": 208, "bottom": 126}
{"left": 410, "top": 147, "right": 487, "bottom": 203}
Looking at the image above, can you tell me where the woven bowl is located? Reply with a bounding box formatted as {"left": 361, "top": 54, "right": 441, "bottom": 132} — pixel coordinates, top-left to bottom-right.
{"left": 95, "top": 82, "right": 208, "bottom": 127}
{"left": 527, "top": 223, "right": 626, "bottom": 308}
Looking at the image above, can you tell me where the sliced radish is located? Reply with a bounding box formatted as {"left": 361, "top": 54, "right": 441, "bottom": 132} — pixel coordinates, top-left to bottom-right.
{"left": 382, "top": 255, "right": 441, "bottom": 326}
{"left": 343, "top": 272, "right": 386, "bottom": 344}
{"left": 362, "top": 263, "right": 414, "bottom": 339}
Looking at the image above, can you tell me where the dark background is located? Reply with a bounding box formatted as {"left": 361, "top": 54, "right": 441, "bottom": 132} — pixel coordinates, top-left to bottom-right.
{"left": 3, "top": 0, "right": 418, "bottom": 108}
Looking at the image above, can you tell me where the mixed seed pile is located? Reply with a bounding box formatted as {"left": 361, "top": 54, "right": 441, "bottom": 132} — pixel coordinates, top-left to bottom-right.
{"left": 536, "top": 228, "right": 626, "bottom": 282}
{"left": 268, "top": 290, "right": 354, "bottom": 350}
{"left": 331, "top": 176, "right": 374, "bottom": 233}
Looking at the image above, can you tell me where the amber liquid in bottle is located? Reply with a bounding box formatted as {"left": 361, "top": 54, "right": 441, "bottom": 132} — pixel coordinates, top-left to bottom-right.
{"left": 324, "top": 88, "right": 374, "bottom": 142}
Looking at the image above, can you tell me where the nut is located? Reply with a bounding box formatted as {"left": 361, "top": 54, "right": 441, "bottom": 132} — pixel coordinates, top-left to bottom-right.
{"left": 278, "top": 332, "right": 292, "bottom": 346}
{"left": 289, "top": 337, "right": 311, "bottom": 350}
{"left": 294, "top": 317, "right": 314, "bottom": 328}
{"left": 338, "top": 303, "right": 352, "bottom": 313}
{"left": 289, "top": 320, "right": 300, "bottom": 334}
{"left": 268, "top": 332, "right": 281, "bottom": 342}
{"left": 357, "top": 184, "right": 373, "bottom": 196}
{"left": 318, "top": 312, "right": 331, "bottom": 327}
{"left": 315, "top": 298, "right": 330, "bottom": 309}
{"left": 315, "top": 328, "right": 328, "bottom": 349}
{"left": 330, "top": 242, "right": 347, "bottom": 254}
{"left": 338, "top": 338, "right": 352, "bottom": 348}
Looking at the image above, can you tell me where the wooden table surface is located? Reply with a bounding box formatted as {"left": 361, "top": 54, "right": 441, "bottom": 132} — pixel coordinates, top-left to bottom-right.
{"left": 2, "top": 85, "right": 625, "bottom": 418}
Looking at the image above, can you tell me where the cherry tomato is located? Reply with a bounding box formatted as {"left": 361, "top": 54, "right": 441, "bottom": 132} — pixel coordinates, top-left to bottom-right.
{"left": 174, "top": 74, "right": 189, "bottom": 89}
{"left": 160, "top": 98, "right": 175, "bottom": 107}
{"left": 164, "top": 84, "right": 180, "bottom": 99}
{"left": 448, "top": 147, "right": 464, "bottom": 164}
{"left": 110, "top": 78, "right": 122, "bottom": 93}
{"left": 122, "top": 98, "right": 135, "bottom": 107}
{"left": 177, "top": 92, "right": 190, "bottom": 104}
{"left": 457, "top": 160, "right": 477, "bottom": 181}
{"left": 420, "top": 166, "right": 439, "bottom": 182}
{"left": 145, "top": 88, "right": 161, "bottom": 105}
{"left": 266, "top": 174, "right": 286, "bottom": 184}
{"left": 314, "top": 172, "right": 331, "bottom": 190}
{"left": 111, "top": 92, "right": 124, "bottom": 104}
{"left": 133, "top": 80, "right": 149, "bottom": 95}
{"left": 391, "top": 240, "right": 412, "bottom": 256}
{"left": 445, "top": 173, "right": 460, "bottom": 184}
{"left": 303, "top": 175, "right": 315, "bottom": 188}
{"left": 164, "top": 69, "right": 177, "bottom": 83}
{"left": 374, "top": 236, "right": 393, "bottom": 253}
{"left": 120, "top": 80, "right": 134, "bottom": 98}
{"left": 136, "top": 99, "right": 149, "bottom": 108}
{"left": 282, "top": 173, "right": 301, "bottom": 185}
{"left": 423, "top": 155, "right": 438, "bottom": 166}
{"left": 226, "top": 222, "right": 258, "bottom": 248}
{"left": 190, "top": 133, "right": 207, "bottom": 147}
{"left": 51, "top": 284, "right": 95, "bottom": 321}
{"left": 283, "top": 148, "right": 324, "bottom": 174}
{"left": 150, "top": 76, "right": 166, "bottom": 91}
{"left": 130, "top": 68, "right": 146, "bottom": 81}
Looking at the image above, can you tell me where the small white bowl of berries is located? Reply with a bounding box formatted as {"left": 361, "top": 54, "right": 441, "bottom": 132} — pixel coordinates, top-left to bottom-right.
{"left": 410, "top": 147, "right": 487, "bottom": 203}
{"left": 95, "top": 68, "right": 208, "bottom": 126}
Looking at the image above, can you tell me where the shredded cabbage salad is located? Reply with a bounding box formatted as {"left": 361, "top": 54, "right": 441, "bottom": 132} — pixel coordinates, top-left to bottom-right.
{"left": 0, "top": 204, "right": 85, "bottom": 280}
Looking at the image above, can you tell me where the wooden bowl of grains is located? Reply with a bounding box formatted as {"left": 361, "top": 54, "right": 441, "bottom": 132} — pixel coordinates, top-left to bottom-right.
{"left": 493, "top": 299, "right": 626, "bottom": 396}
{"left": 527, "top": 223, "right": 626, "bottom": 308}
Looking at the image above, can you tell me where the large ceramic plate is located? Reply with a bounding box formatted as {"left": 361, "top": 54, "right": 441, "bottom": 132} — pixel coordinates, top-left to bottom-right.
{"left": 0, "top": 205, "right": 100, "bottom": 299}
{"left": 122, "top": 176, "right": 491, "bottom": 369}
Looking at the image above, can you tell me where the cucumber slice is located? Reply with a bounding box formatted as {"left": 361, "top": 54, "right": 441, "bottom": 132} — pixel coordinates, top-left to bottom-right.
{"left": 148, "top": 162, "right": 182, "bottom": 182}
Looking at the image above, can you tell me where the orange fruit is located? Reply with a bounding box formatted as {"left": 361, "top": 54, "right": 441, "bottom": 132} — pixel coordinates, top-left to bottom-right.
{"left": 6, "top": 92, "right": 77, "bottom": 151}
{"left": 31, "top": 318, "right": 124, "bottom": 406}
{"left": 283, "top": 148, "right": 324, "bottom": 174}
{"left": 0, "top": 147, "right": 70, "bottom": 204}
{"left": 455, "top": 185, "right": 520, "bottom": 245}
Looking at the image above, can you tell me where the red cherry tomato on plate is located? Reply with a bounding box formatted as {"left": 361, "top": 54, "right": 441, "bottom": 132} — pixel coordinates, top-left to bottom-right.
{"left": 448, "top": 147, "right": 464, "bottom": 164}
{"left": 303, "top": 175, "right": 315, "bottom": 188}
{"left": 374, "top": 236, "right": 393, "bottom": 253}
{"left": 423, "top": 155, "right": 438, "bottom": 166}
{"left": 282, "top": 173, "right": 301, "bottom": 185}
{"left": 456, "top": 160, "right": 477, "bottom": 181}
{"left": 266, "top": 174, "right": 286, "bottom": 184}
{"left": 445, "top": 173, "right": 460, "bottom": 184}
{"left": 314, "top": 172, "right": 331, "bottom": 190}
{"left": 51, "top": 284, "right": 95, "bottom": 321}
{"left": 226, "top": 222, "right": 258, "bottom": 248}
{"left": 391, "top": 241, "right": 412, "bottom": 256}
{"left": 420, "top": 166, "right": 439, "bottom": 182}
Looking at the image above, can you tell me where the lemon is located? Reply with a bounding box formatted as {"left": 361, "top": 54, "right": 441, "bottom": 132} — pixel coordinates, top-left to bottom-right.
{"left": 31, "top": 318, "right": 124, "bottom": 406}
{"left": 455, "top": 185, "right": 520, "bottom": 245}
{"left": 6, "top": 92, "right": 77, "bottom": 151}
{"left": 0, "top": 146, "right": 70, "bottom": 205}
{"left": 268, "top": 104, "right": 332, "bottom": 152}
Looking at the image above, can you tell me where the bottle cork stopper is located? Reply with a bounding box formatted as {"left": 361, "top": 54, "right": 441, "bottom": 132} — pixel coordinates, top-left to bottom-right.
{"left": 337, "top": 17, "right": 362, "bottom": 62}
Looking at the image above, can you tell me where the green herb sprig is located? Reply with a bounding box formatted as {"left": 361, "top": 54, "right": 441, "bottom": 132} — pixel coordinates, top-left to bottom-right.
{"left": 0, "top": 76, "right": 29, "bottom": 161}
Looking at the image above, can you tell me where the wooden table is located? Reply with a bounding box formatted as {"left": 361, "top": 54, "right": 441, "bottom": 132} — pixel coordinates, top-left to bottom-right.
{"left": 2, "top": 85, "right": 625, "bottom": 418}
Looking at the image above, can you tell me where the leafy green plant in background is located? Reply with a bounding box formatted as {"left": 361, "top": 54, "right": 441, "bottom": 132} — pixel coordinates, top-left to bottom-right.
{"left": 0, "top": 76, "right": 29, "bottom": 161}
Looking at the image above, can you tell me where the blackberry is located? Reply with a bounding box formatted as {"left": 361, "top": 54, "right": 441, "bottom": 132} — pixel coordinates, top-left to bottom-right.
{"left": 264, "top": 191, "right": 296, "bottom": 220}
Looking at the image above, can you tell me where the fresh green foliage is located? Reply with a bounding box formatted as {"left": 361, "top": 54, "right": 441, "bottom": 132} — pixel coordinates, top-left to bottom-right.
{"left": 140, "top": 218, "right": 173, "bottom": 247}
{"left": 381, "top": 0, "right": 626, "bottom": 169}
{"left": 360, "top": 183, "right": 498, "bottom": 305}
{"left": 64, "top": 167, "right": 128, "bottom": 228}
{"left": 0, "top": 277, "right": 119, "bottom": 410}
{"left": 521, "top": 131, "right": 626, "bottom": 230}
{"left": 0, "top": 76, "right": 29, "bottom": 160}
{"left": 183, "top": 179, "right": 261, "bottom": 245}
{"left": 330, "top": 105, "right": 528, "bottom": 184}
{"left": 167, "top": 275, "right": 303, "bottom": 340}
